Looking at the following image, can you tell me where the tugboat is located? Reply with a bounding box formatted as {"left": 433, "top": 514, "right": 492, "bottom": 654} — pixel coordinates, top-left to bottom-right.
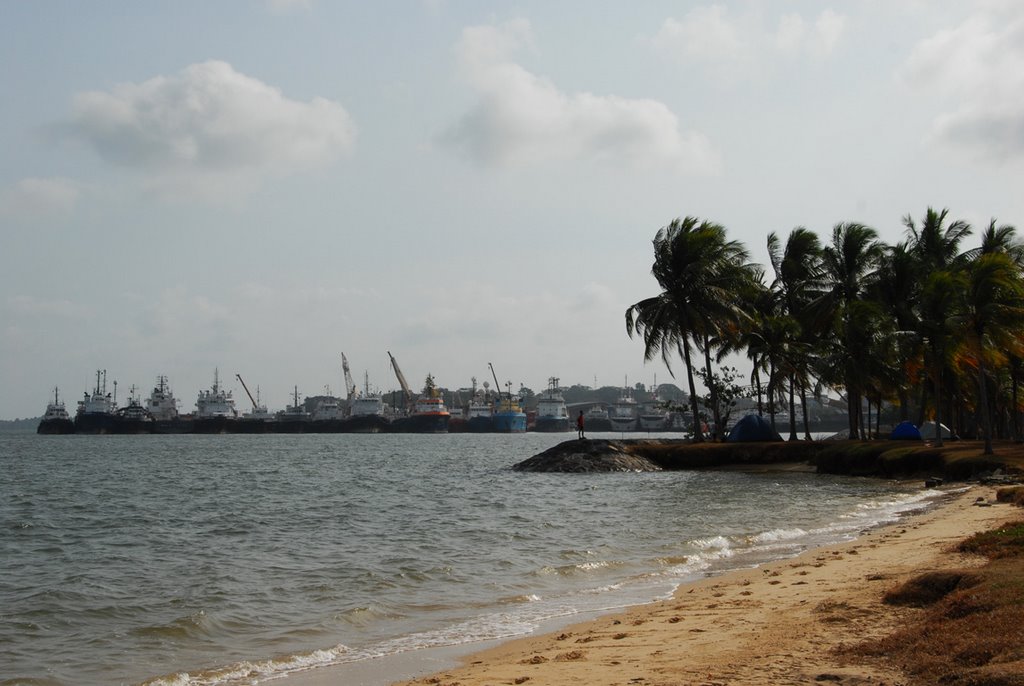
{"left": 193, "top": 369, "right": 238, "bottom": 433}
{"left": 75, "top": 370, "right": 119, "bottom": 434}
{"left": 533, "top": 377, "right": 570, "bottom": 432}
{"left": 37, "top": 387, "right": 75, "bottom": 434}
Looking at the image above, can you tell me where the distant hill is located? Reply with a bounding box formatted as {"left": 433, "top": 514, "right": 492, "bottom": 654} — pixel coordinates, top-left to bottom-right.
{"left": 0, "top": 417, "right": 40, "bottom": 433}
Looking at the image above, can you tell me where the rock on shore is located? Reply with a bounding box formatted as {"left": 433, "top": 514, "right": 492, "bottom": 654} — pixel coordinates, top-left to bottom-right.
{"left": 512, "top": 439, "right": 663, "bottom": 473}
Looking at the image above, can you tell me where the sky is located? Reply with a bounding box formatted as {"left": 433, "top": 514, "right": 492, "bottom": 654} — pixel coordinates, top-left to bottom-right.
{"left": 2, "top": 1, "right": 1023, "bottom": 419}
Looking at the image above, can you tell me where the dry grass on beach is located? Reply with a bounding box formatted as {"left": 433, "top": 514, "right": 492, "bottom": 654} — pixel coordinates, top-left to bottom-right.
{"left": 387, "top": 486, "right": 1024, "bottom": 686}
{"left": 847, "top": 495, "right": 1024, "bottom": 685}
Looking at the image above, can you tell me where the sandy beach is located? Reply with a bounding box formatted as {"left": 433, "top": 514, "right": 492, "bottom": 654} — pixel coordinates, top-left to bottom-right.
{"left": 291, "top": 484, "right": 1019, "bottom": 686}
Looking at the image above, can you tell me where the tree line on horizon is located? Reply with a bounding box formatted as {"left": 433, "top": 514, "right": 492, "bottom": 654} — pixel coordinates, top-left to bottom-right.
{"left": 626, "top": 209, "right": 1024, "bottom": 454}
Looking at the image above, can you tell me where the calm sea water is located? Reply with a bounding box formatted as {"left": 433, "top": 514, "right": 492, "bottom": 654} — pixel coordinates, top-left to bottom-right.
{"left": 1, "top": 432, "right": 940, "bottom": 686}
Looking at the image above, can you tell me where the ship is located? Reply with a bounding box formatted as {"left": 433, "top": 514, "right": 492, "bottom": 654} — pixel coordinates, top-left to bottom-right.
{"left": 407, "top": 374, "right": 451, "bottom": 433}
{"left": 487, "top": 363, "right": 525, "bottom": 433}
{"left": 276, "top": 386, "right": 312, "bottom": 433}
{"left": 492, "top": 393, "right": 527, "bottom": 432}
{"left": 311, "top": 388, "right": 345, "bottom": 432}
{"left": 465, "top": 378, "right": 494, "bottom": 433}
{"left": 346, "top": 393, "right": 390, "bottom": 432}
{"left": 74, "top": 370, "right": 119, "bottom": 434}
{"left": 638, "top": 385, "right": 671, "bottom": 431}
{"left": 387, "top": 353, "right": 449, "bottom": 433}
{"left": 235, "top": 374, "right": 275, "bottom": 433}
{"left": 390, "top": 374, "right": 450, "bottom": 433}
{"left": 192, "top": 369, "right": 238, "bottom": 433}
{"left": 533, "top": 377, "right": 569, "bottom": 432}
{"left": 113, "top": 385, "right": 155, "bottom": 434}
{"left": 584, "top": 404, "right": 612, "bottom": 432}
{"left": 147, "top": 375, "right": 192, "bottom": 433}
{"left": 37, "top": 387, "right": 75, "bottom": 435}
{"left": 608, "top": 384, "right": 639, "bottom": 432}
{"left": 340, "top": 355, "right": 391, "bottom": 433}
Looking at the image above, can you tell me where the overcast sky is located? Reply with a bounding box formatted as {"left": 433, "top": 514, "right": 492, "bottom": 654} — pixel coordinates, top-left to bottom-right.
{"left": 3, "top": 1, "right": 1023, "bottom": 418}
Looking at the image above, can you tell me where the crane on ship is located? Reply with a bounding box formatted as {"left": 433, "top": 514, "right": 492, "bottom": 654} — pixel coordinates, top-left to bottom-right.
{"left": 388, "top": 351, "right": 412, "bottom": 411}
{"left": 488, "top": 362, "right": 510, "bottom": 399}
{"left": 236, "top": 373, "right": 259, "bottom": 412}
{"left": 341, "top": 353, "right": 358, "bottom": 401}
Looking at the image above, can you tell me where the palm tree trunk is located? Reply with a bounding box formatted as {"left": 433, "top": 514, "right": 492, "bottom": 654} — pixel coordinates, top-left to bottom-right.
{"left": 682, "top": 340, "right": 703, "bottom": 442}
{"left": 916, "top": 382, "right": 928, "bottom": 428}
{"left": 933, "top": 355, "right": 944, "bottom": 447}
{"left": 977, "top": 338, "right": 994, "bottom": 455}
{"left": 1013, "top": 358, "right": 1021, "bottom": 443}
{"left": 800, "top": 383, "right": 812, "bottom": 440}
{"left": 876, "top": 392, "right": 882, "bottom": 439}
{"left": 846, "top": 389, "right": 858, "bottom": 439}
{"left": 752, "top": 362, "right": 764, "bottom": 416}
{"left": 788, "top": 374, "right": 798, "bottom": 441}
{"left": 702, "top": 333, "right": 721, "bottom": 440}
{"left": 865, "top": 397, "right": 871, "bottom": 440}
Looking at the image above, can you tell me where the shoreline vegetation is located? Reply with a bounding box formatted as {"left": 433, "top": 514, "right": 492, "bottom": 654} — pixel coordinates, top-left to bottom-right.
{"left": 623, "top": 212, "right": 1024, "bottom": 456}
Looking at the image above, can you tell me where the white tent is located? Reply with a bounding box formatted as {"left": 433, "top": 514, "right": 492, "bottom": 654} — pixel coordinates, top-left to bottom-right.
{"left": 919, "top": 421, "right": 952, "bottom": 440}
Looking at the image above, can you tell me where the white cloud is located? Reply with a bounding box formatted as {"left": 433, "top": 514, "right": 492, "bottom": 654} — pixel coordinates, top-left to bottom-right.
{"left": 441, "top": 20, "right": 719, "bottom": 173}
{"left": 65, "top": 60, "right": 356, "bottom": 200}
{"left": 812, "top": 10, "right": 847, "bottom": 57}
{"left": 0, "top": 177, "right": 80, "bottom": 217}
{"left": 653, "top": 5, "right": 745, "bottom": 64}
{"left": 653, "top": 5, "right": 847, "bottom": 71}
{"left": 5, "top": 295, "right": 89, "bottom": 319}
{"left": 899, "top": 8, "right": 1024, "bottom": 163}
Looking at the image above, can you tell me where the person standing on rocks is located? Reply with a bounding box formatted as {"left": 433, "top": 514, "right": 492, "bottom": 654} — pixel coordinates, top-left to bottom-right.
{"left": 576, "top": 410, "right": 585, "bottom": 439}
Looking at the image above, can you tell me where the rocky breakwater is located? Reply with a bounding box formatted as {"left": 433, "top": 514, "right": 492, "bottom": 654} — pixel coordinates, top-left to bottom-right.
{"left": 512, "top": 439, "right": 665, "bottom": 473}
{"left": 514, "top": 438, "right": 828, "bottom": 473}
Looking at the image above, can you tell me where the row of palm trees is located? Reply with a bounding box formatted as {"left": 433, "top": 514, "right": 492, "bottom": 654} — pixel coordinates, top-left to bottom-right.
{"left": 626, "top": 209, "right": 1024, "bottom": 453}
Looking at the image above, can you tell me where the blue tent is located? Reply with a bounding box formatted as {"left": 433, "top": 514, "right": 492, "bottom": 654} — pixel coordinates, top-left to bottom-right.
{"left": 889, "top": 420, "right": 922, "bottom": 440}
{"left": 726, "top": 414, "right": 783, "bottom": 442}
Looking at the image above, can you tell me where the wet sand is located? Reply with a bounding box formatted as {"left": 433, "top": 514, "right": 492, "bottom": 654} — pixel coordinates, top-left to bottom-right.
{"left": 289, "top": 485, "right": 1016, "bottom": 686}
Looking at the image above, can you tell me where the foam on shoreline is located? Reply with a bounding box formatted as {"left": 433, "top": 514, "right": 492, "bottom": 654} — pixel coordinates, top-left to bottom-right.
{"left": 275, "top": 485, "right": 1008, "bottom": 686}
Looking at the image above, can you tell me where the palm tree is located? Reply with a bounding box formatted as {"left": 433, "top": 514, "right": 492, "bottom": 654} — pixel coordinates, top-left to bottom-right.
{"left": 872, "top": 242, "right": 921, "bottom": 422}
{"left": 734, "top": 270, "right": 774, "bottom": 416}
{"left": 626, "top": 217, "right": 752, "bottom": 441}
{"left": 904, "top": 207, "right": 972, "bottom": 443}
{"left": 918, "top": 270, "right": 963, "bottom": 446}
{"left": 954, "top": 252, "right": 1024, "bottom": 454}
{"left": 817, "top": 222, "right": 884, "bottom": 439}
{"left": 767, "top": 228, "right": 825, "bottom": 439}
{"left": 972, "top": 219, "right": 1024, "bottom": 265}
{"left": 903, "top": 207, "right": 972, "bottom": 272}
